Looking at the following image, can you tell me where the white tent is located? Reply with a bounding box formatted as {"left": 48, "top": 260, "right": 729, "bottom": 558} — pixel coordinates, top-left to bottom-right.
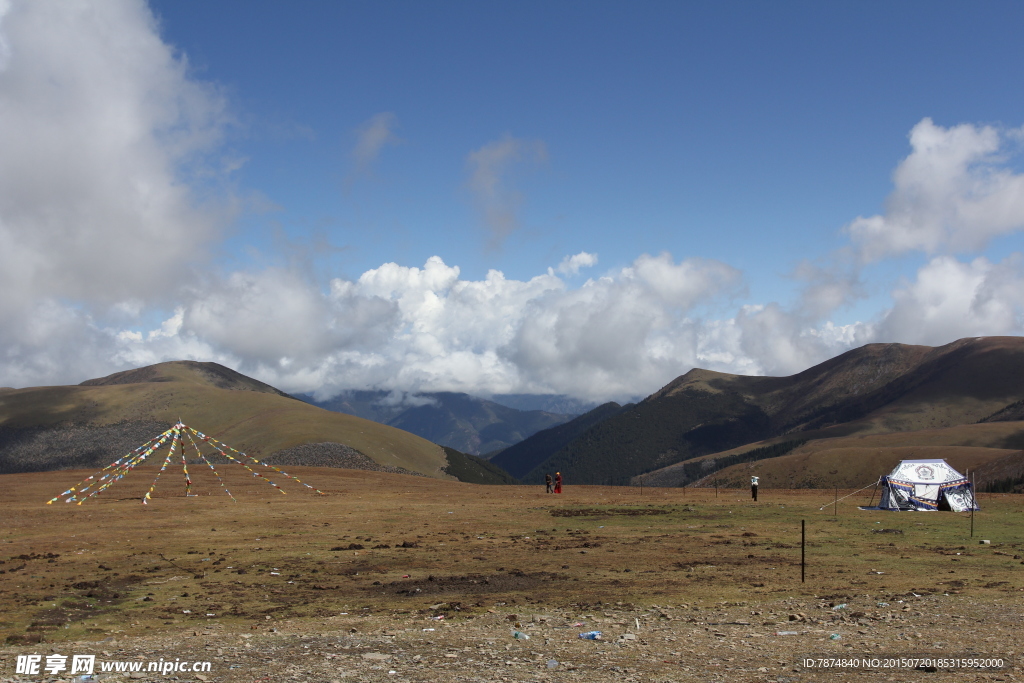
{"left": 876, "top": 459, "right": 978, "bottom": 511}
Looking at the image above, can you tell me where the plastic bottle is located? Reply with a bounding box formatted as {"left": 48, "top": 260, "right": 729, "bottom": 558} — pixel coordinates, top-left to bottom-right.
{"left": 578, "top": 630, "right": 603, "bottom": 640}
{"left": 511, "top": 630, "right": 530, "bottom": 640}
{"left": 829, "top": 633, "right": 842, "bottom": 641}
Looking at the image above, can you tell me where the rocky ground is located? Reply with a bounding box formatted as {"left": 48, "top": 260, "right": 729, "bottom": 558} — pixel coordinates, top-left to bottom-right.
{"left": 264, "top": 443, "right": 423, "bottom": 477}
{"left": 0, "top": 422, "right": 173, "bottom": 474}
{"left": 1, "top": 594, "right": 1019, "bottom": 682}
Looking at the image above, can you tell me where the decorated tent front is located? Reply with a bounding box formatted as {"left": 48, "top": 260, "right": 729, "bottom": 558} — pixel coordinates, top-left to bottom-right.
{"left": 875, "top": 459, "right": 978, "bottom": 511}
{"left": 46, "top": 422, "right": 324, "bottom": 505}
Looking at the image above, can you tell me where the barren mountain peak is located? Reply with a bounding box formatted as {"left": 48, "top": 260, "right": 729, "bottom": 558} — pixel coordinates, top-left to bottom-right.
{"left": 79, "top": 360, "right": 289, "bottom": 397}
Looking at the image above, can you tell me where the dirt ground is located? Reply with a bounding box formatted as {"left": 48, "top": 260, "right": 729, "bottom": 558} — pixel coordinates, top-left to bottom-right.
{"left": 0, "top": 465, "right": 1021, "bottom": 682}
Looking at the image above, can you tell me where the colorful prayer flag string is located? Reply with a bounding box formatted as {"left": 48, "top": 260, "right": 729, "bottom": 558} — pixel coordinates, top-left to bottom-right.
{"left": 142, "top": 427, "right": 180, "bottom": 505}
{"left": 46, "top": 421, "right": 325, "bottom": 505}
{"left": 187, "top": 427, "right": 325, "bottom": 496}
{"left": 183, "top": 427, "right": 237, "bottom": 502}
{"left": 46, "top": 428, "right": 175, "bottom": 505}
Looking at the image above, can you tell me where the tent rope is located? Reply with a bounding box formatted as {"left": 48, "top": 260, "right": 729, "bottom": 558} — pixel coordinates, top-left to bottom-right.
{"left": 818, "top": 478, "right": 881, "bottom": 510}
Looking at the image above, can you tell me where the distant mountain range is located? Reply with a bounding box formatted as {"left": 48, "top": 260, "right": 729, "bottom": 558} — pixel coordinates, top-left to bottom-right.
{"left": 300, "top": 390, "right": 577, "bottom": 456}
{"left": 491, "top": 337, "right": 1024, "bottom": 489}
{"left": 4, "top": 336, "right": 1023, "bottom": 492}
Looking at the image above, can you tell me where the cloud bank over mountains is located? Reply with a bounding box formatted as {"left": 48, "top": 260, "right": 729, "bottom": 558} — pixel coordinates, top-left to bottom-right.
{"left": 2, "top": 0, "right": 1024, "bottom": 401}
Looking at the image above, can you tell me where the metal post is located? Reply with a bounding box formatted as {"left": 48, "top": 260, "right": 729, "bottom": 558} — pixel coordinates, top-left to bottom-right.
{"left": 834, "top": 486, "right": 838, "bottom": 516}
{"left": 801, "top": 519, "right": 805, "bottom": 583}
{"left": 715, "top": 477, "right": 718, "bottom": 498}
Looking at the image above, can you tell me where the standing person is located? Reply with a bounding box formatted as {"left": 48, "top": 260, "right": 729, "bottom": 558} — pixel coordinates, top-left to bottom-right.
{"left": 545, "top": 473, "right": 553, "bottom": 494}
{"left": 554, "top": 471, "right": 563, "bottom": 494}
{"left": 751, "top": 475, "right": 759, "bottom": 501}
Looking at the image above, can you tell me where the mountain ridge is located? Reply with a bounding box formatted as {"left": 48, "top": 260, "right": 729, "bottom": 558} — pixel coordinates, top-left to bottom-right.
{"left": 304, "top": 390, "right": 574, "bottom": 455}
{"left": 499, "top": 336, "right": 1024, "bottom": 486}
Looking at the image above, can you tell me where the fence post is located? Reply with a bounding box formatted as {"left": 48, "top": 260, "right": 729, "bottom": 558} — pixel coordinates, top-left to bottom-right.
{"left": 801, "top": 519, "right": 806, "bottom": 583}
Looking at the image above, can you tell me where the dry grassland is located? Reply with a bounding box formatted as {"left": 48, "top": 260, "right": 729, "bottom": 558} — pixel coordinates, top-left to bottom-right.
{"left": 1, "top": 465, "right": 1022, "bottom": 682}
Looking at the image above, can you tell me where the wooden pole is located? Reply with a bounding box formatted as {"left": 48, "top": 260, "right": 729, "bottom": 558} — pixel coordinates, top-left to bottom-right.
{"left": 970, "top": 470, "right": 975, "bottom": 538}
{"left": 867, "top": 477, "right": 879, "bottom": 507}
{"left": 801, "top": 519, "right": 805, "bottom": 583}
{"left": 715, "top": 477, "right": 718, "bottom": 498}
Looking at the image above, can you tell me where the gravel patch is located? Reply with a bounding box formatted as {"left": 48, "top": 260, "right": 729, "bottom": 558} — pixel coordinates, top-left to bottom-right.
{"left": 0, "top": 420, "right": 173, "bottom": 474}
{"left": 265, "top": 442, "right": 424, "bottom": 476}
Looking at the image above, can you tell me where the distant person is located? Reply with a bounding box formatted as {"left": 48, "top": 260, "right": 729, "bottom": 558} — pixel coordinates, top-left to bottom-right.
{"left": 554, "top": 471, "right": 563, "bottom": 494}
{"left": 545, "top": 473, "right": 553, "bottom": 494}
{"left": 751, "top": 475, "right": 759, "bottom": 501}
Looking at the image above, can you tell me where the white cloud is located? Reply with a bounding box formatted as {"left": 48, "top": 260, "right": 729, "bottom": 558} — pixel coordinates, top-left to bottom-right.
{"left": 554, "top": 251, "right": 598, "bottom": 276}
{"left": 8, "top": 248, "right": 1024, "bottom": 403}
{"left": 504, "top": 253, "right": 743, "bottom": 398}
{"left": 466, "top": 134, "right": 547, "bottom": 246}
{"left": 875, "top": 255, "right": 1024, "bottom": 345}
{"left": 0, "top": 0, "right": 232, "bottom": 308}
{"left": 847, "top": 118, "right": 1024, "bottom": 262}
{"left": 0, "top": 0, "right": 233, "bottom": 387}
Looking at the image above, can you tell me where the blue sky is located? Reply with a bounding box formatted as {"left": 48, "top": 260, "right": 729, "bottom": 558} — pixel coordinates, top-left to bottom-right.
{"left": 151, "top": 1, "right": 1023, "bottom": 287}
{"left": 2, "top": 0, "right": 1024, "bottom": 400}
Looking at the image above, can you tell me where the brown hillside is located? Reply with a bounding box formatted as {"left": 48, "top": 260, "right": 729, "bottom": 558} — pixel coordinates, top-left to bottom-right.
{"left": 0, "top": 362, "right": 451, "bottom": 479}
{"left": 641, "top": 421, "right": 1024, "bottom": 489}
{"left": 482, "top": 336, "right": 1024, "bottom": 488}
{"left": 79, "top": 360, "right": 291, "bottom": 397}
{"left": 691, "top": 445, "right": 1016, "bottom": 490}
{"left": 650, "top": 337, "right": 1024, "bottom": 436}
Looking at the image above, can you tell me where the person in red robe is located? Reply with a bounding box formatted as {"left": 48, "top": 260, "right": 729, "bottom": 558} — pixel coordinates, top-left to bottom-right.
{"left": 554, "top": 471, "right": 562, "bottom": 494}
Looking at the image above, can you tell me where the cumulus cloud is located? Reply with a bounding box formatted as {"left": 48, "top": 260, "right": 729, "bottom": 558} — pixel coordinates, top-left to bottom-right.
{"left": 348, "top": 111, "right": 399, "bottom": 179}
{"left": 875, "top": 255, "right": 1024, "bottom": 345}
{"left": 0, "top": 0, "right": 234, "bottom": 386}
{"left": 466, "top": 134, "right": 547, "bottom": 246}
{"left": 847, "top": 118, "right": 1024, "bottom": 262}
{"left": 0, "top": 0, "right": 231, "bottom": 309}
{"left": 554, "top": 251, "right": 598, "bottom": 276}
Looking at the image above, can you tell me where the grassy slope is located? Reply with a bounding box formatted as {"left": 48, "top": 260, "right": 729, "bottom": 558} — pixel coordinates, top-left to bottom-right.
{"left": 490, "top": 402, "right": 626, "bottom": 479}
{"left": 693, "top": 445, "right": 1017, "bottom": 490}
{"left": 676, "top": 421, "right": 1024, "bottom": 489}
{"left": 440, "top": 446, "right": 519, "bottom": 485}
{"left": 0, "top": 362, "right": 452, "bottom": 479}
